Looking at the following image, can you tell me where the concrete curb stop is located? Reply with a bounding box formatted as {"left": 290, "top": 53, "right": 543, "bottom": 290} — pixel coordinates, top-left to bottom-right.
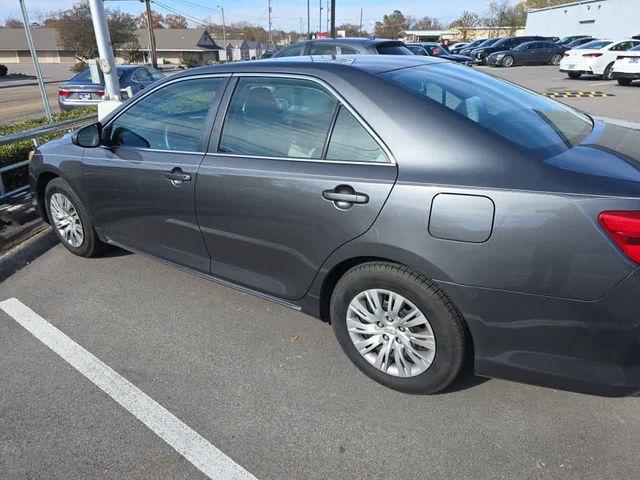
{"left": 0, "top": 227, "right": 58, "bottom": 283}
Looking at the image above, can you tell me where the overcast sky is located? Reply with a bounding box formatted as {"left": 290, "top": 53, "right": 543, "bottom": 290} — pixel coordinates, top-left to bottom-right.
{"left": 0, "top": 0, "right": 520, "bottom": 32}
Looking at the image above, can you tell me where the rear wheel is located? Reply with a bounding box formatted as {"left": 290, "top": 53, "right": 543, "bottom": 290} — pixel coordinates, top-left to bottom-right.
{"left": 501, "top": 55, "right": 514, "bottom": 67}
{"left": 568, "top": 71, "right": 582, "bottom": 79}
{"left": 549, "top": 54, "right": 562, "bottom": 66}
{"left": 617, "top": 77, "right": 633, "bottom": 86}
{"left": 330, "top": 262, "right": 467, "bottom": 394}
{"left": 603, "top": 63, "right": 615, "bottom": 80}
{"left": 45, "top": 178, "right": 107, "bottom": 257}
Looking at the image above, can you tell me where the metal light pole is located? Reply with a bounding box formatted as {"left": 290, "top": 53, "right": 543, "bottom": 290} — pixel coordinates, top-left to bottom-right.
{"left": 18, "top": 0, "right": 52, "bottom": 122}
{"left": 88, "top": 0, "right": 121, "bottom": 101}
{"left": 330, "top": 0, "right": 335, "bottom": 38}
{"left": 217, "top": 5, "right": 226, "bottom": 47}
{"left": 319, "top": 0, "right": 322, "bottom": 34}
{"left": 307, "top": 0, "right": 311, "bottom": 39}
{"left": 268, "top": 0, "right": 273, "bottom": 50}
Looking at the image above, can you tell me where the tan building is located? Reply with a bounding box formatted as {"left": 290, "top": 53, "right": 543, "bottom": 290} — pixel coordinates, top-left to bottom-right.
{"left": 0, "top": 28, "right": 75, "bottom": 64}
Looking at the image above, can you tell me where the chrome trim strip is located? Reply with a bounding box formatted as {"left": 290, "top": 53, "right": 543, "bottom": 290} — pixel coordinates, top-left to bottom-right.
{"left": 202, "top": 152, "right": 395, "bottom": 167}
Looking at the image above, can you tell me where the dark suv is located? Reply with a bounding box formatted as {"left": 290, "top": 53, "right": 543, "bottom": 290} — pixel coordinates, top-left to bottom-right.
{"left": 472, "top": 36, "right": 557, "bottom": 64}
{"left": 272, "top": 38, "right": 412, "bottom": 57}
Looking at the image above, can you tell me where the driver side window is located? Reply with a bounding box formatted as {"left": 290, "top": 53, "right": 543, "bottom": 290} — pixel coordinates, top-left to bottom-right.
{"left": 108, "top": 77, "right": 225, "bottom": 152}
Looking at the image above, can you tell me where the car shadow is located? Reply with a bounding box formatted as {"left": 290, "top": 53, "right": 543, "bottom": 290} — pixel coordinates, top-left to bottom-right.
{"left": 439, "top": 368, "right": 490, "bottom": 394}
{"left": 100, "top": 247, "right": 132, "bottom": 258}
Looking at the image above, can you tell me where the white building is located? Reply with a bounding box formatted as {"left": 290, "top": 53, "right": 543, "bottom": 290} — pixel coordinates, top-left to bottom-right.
{"left": 525, "top": 0, "right": 640, "bottom": 39}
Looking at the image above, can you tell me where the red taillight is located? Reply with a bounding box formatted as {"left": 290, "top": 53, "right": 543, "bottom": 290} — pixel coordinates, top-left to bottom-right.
{"left": 97, "top": 90, "right": 105, "bottom": 97}
{"left": 58, "top": 88, "right": 70, "bottom": 97}
{"left": 583, "top": 53, "right": 603, "bottom": 58}
{"left": 599, "top": 211, "right": 640, "bottom": 264}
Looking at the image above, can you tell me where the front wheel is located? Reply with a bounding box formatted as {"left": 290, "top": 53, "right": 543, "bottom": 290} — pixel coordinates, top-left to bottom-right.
{"left": 501, "top": 55, "right": 514, "bottom": 67}
{"left": 549, "top": 54, "right": 562, "bottom": 66}
{"left": 45, "top": 177, "right": 107, "bottom": 257}
{"left": 330, "top": 262, "right": 467, "bottom": 394}
{"left": 568, "top": 71, "right": 582, "bottom": 79}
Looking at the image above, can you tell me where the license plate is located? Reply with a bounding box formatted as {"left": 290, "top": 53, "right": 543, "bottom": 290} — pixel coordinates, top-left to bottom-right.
{"left": 568, "top": 64, "right": 576, "bottom": 70}
{"left": 631, "top": 58, "right": 640, "bottom": 64}
{"left": 78, "top": 93, "right": 92, "bottom": 100}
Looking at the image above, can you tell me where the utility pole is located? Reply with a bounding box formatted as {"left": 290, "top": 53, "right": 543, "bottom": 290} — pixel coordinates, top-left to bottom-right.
{"left": 217, "top": 5, "right": 226, "bottom": 47}
{"left": 268, "top": 0, "right": 273, "bottom": 49}
{"left": 307, "top": 0, "right": 311, "bottom": 38}
{"left": 143, "top": 0, "right": 158, "bottom": 68}
{"left": 359, "top": 8, "right": 363, "bottom": 37}
{"left": 88, "top": 0, "right": 121, "bottom": 102}
{"left": 330, "top": 0, "right": 335, "bottom": 38}
{"left": 18, "top": 0, "right": 52, "bottom": 122}
{"left": 319, "top": 0, "right": 322, "bottom": 34}
{"left": 326, "top": 0, "right": 329, "bottom": 36}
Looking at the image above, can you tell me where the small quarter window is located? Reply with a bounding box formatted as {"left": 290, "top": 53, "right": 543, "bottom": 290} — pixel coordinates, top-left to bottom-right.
{"left": 326, "top": 107, "right": 389, "bottom": 163}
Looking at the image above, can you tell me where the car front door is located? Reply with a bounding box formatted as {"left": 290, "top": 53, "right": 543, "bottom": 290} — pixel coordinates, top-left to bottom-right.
{"left": 82, "top": 75, "right": 229, "bottom": 272}
{"left": 195, "top": 75, "right": 397, "bottom": 300}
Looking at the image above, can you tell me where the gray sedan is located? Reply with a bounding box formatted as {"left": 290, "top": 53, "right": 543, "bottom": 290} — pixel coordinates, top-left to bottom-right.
{"left": 57, "top": 65, "right": 165, "bottom": 111}
{"left": 31, "top": 56, "right": 640, "bottom": 396}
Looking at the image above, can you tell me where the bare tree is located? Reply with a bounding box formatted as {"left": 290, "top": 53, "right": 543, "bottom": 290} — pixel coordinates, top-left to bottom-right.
{"left": 408, "top": 16, "right": 443, "bottom": 30}
{"left": 449, "top": 10, "right": 481, "bottom": 40}
{"left": 165, "top": 14, "right": 188, "bottom": 29}
{"left": 136, "top": 10, "right": 164, "bottom": 29}
{"left": 3, "top": 17, "right": 24, "bottom": 28}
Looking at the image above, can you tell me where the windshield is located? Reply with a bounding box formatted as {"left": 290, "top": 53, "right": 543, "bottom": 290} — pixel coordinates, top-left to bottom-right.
{"left": 577, "top": 40, "right": 612, "bottom": 50}
{"left": 379, "top": 63, "right": 593, "bottom": 158}
{"left": 631, "top": 45, "right": 640, "bottom": 51}
{"left": 478, "top": 38, "right": 499, "bottom": 47}
{"left": 376, "top": 43, "right": 413, "bottom": 55}
{"left": 69, "top": 68, "right": 125, "bottom": 84}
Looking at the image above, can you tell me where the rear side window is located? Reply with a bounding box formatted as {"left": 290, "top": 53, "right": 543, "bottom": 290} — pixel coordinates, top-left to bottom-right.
{"left": 326, "top": 107, "right": 389, "bottom": 163}
{"left": 219, "top": 77, "right": 337, "bottom": 158}
{"left": 309, "top": 44, "right": 338, "bottom": 55}
{"left": 278, "top": 45, "right": 304, "bottom": 57}
{"left": 339, "top": 46, "right": 360, "bottom": 54}
{"left": 380, "top": 63, "right": 592, "bottom": 158}
{"left": 132, "top": 68, "right": 152, "bottom": 82}
{"left": 376, "top": 43, "right": 412, "bottom": 55}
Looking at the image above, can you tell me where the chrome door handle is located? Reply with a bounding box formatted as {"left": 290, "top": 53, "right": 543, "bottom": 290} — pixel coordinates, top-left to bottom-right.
{"left": 322, "top": 185, "right": 369, "bottom": 210}
{"left": 164, "top": 168, "right": 191, "bottom": 186}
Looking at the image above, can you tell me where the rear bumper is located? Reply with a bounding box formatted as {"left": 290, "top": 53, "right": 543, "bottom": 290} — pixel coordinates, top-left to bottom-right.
{"left": 612, "top": 72, "right": 640, "bottom": 80}
{"left": 438, "top": 268, "right": 640, "bottom": 396}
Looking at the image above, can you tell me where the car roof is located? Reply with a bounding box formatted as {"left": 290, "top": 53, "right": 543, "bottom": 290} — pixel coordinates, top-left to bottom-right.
{"left": 169, "top": 54, "right": 444, "bottom": 78}
{"left": 284, "top": 37, "right": 403, "bottom": 46}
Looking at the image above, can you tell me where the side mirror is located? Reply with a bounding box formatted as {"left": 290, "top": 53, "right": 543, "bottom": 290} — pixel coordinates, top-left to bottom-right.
{"left": 72, "top": 122, "right": 102, "bottom": 148}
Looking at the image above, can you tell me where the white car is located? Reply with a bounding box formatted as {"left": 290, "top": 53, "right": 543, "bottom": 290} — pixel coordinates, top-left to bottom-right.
{"left": 611, "top": 44, "right": 640, "bottom": 86}
{"left": 560, "top": 39, "right": 640, "bottom": 79}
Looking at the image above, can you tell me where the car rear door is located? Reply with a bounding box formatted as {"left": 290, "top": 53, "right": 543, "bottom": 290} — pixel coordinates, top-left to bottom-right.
{"left": 195, "top": 74, "right": 397, "bottom": 300}
{"left": 82, "top": 75, "right": 229, "bottom": 272}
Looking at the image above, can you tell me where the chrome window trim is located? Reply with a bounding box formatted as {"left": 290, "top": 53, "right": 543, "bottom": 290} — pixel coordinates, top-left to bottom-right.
{"left": 220, "top": 72, "right": 396, "bottom": 165}
{"left": 201, "top": 152, "right": 395, "bottom": 167}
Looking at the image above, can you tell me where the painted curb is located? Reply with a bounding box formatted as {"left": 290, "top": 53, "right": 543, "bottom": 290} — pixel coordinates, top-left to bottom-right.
{"left": 0, "top": 227, "right": 58, "bottom": 283}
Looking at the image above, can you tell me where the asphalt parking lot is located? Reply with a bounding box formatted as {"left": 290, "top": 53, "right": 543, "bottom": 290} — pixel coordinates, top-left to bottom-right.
{"left": 1, "top": 245, "right": 640, "bottom": 479}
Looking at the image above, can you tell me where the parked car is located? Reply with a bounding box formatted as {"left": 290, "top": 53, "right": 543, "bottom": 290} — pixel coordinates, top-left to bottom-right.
{"left": 272, "top": 38, "right": 412, "bottom": 57}
{"left": 472, "top": 36, "right": 556, "bottom": 64}
{"left": 406, "top": 42, "right": 475, "bottom": 64}
{"left": 611, "top": 44, "right": 640, "bottom": 85}
{"left": 460, "top": 38, "right": 500, "bottom": 57}
{"left": 261, "top": 51, "right": 275, "bottom": 59}
{"left": 560, "top": 39, "right": 640, "bottom": 79}
{"left": 58, "top": 65, "right": 165, "bottom": 111}
{"left": 556, "top": 35, "right": 590, "bottom": 46}
{"left": 565, "top": 36, "right": 595, "bottom": 48}
{"left": 31, "top": 56, "right": 640, "bottom": 396}
{"left": 486, "top": 41, "right": 568, "bottom": 67}
{"left": 448, "top": 42, "right": 467, "bottom": 52}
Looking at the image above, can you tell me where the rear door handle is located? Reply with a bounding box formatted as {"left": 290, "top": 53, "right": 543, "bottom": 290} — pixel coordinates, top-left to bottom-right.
{"left": 322, "top": 185, "right": 369, "bottom": 210}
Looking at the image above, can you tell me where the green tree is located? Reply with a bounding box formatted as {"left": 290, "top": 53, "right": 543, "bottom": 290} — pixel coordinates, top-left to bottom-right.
{"left": 374, "top": 10, "right": 407, "bottom": 39}
{"left": 336, "top": 23, "right": 363, "bottom": 37}
{"left": 56, "top": 1, "right": 138, "bottom": 61}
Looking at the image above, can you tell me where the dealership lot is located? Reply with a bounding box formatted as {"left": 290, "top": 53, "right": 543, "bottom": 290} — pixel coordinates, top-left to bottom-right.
{"left": 1, "top": 245, "right": 639, "bottom": 479}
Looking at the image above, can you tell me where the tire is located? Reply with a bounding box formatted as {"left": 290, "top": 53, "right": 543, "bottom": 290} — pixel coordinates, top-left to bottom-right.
{"left": 568, "top": 71, "right": 582, "bottom": 79}
{"left": 330, "top": 261, "right": 467, "bottom": 394}
{"left": 549, "top": 54, "right": 562, "bottom": 66}
{"left": 45, "top": 177, "right": 107, "bottom": 257}
{"left": 603, "top": 63, "right": 614, "bottom": 80}
{"left": 501, "top": 55, "right": 514, "bottom": 67}
{"left": 617, "top": 77, "right": 632, "bottom": 86}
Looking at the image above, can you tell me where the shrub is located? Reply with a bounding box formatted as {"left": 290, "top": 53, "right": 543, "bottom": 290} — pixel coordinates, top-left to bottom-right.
{"left": 70, "top": 61, "right": 87, "bottom": 74}
{"left": 181, "top": 54, "right": 204, "bottom": 68}
{"left": 0, "top": 106, "right": 97, "bottom": 193}
{"left": 0, "top": 64, "right": 8, "bottom": 77}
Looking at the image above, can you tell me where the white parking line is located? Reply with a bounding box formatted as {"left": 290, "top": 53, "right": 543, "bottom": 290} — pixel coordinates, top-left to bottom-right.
{"left": 0, "top": 298, "right": 257, "bottom": 480}
{"left": 589, "top": 81, "right": 615, "bottom": 86}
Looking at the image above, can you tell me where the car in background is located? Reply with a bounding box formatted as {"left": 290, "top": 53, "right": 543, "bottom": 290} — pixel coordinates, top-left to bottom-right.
{"left": 57, "top": 65, "right": 165, "bottom": 111}
{"left": 611, "top": 44, "right": 640, "bottom": 85}
{"left": 406, "top": 42, "right": 475, "bottom": 64}
{"left": 261, "top": 51, "right": 275, "bottom": 59}
{"left": 272, "top": 38, "right": 412, "bottom": 57}
{"left": 566, "top": 36, "right": 595, "bottom": 48}
{"left": 32, "top": 55, "right": 640, "bottom": 397}
{"left": 472, "top": 36, "right": 557, "bottom": 64}
{"left": 556, "top": 35, "right": 590, "bottom": 46}
{"left": 451, "top": 38, "right": 498, "bottom": 56}
{"left": 448, "top": 42, "right": 467, "bottom": 52}
{"left": 560, "top": 39, "right": 640, "bottom": 79}
{"left": 486, "top": 41, "right": 568, "bottom": 67}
